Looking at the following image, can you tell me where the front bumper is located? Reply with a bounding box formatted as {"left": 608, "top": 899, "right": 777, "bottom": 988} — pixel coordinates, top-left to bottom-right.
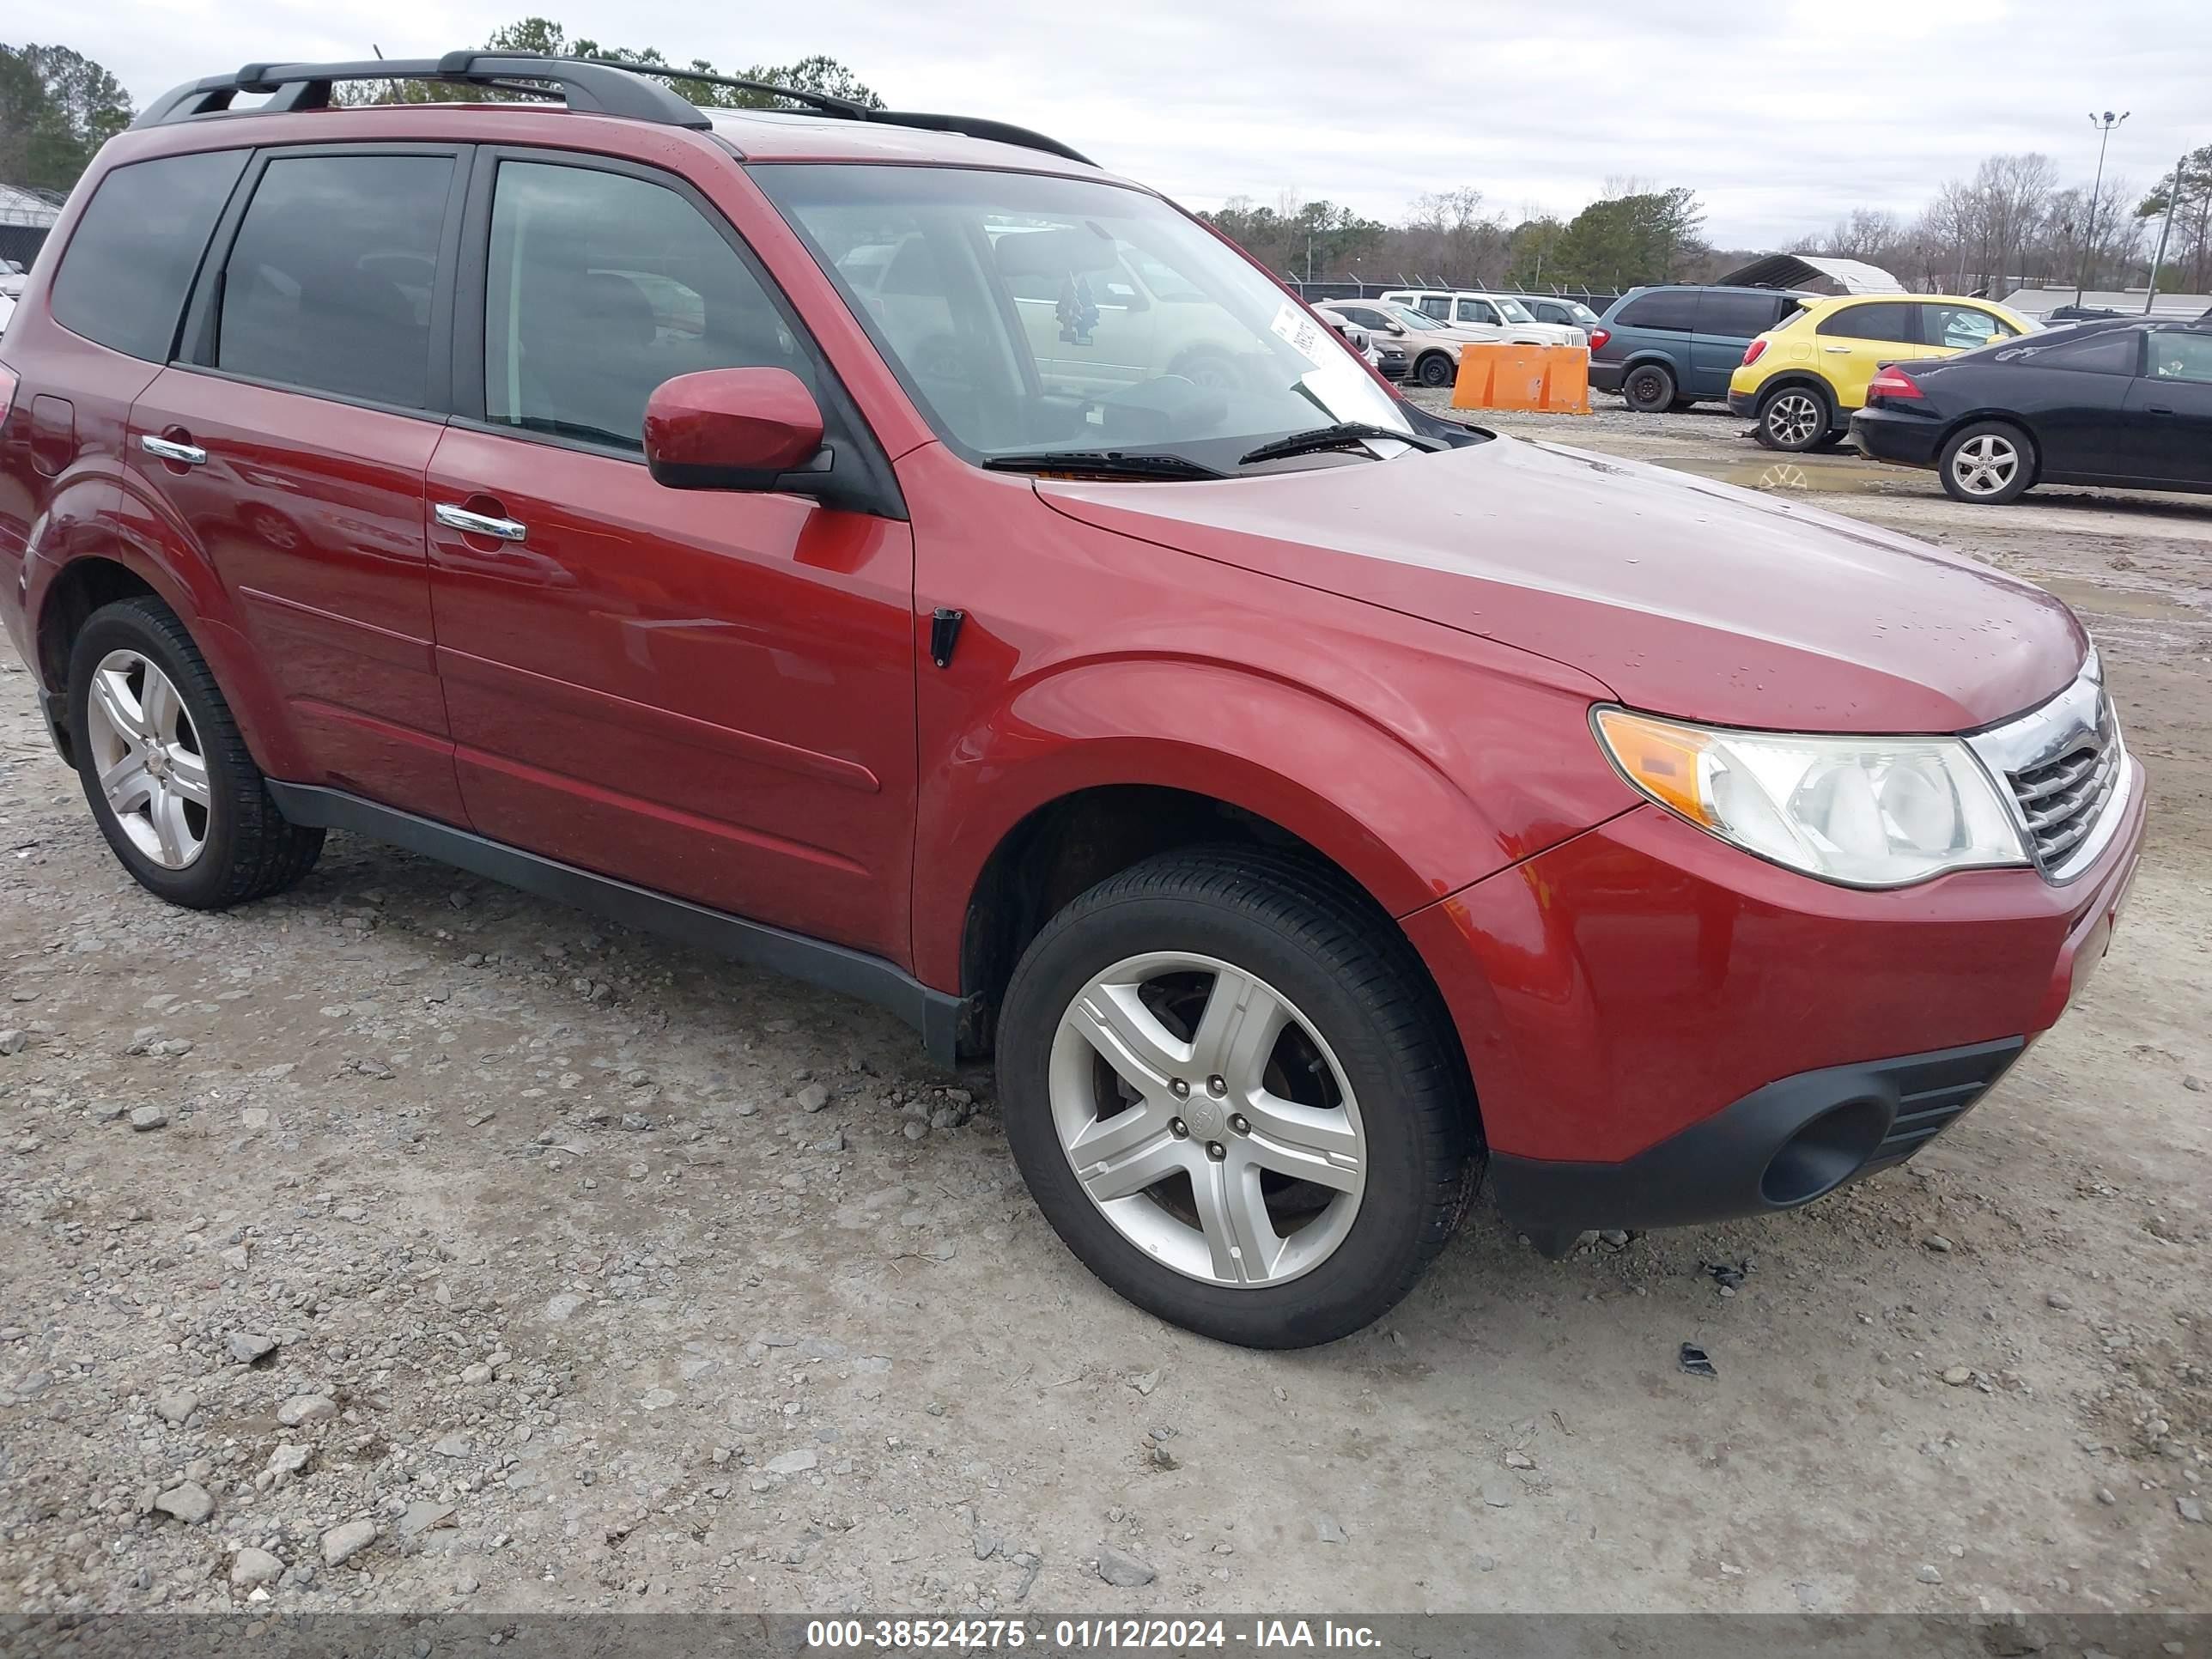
{"left": 1405, "top": 762, "right": 2147, "bottom": 1231}
{"left": 1589, "top": 360, "right": 1626, "bottom": 393}
{"left": 1489, "top": 1036, "right": 2023, "bottom": 1244}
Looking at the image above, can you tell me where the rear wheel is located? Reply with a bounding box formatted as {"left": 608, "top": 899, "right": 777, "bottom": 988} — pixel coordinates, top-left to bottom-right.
{"left": 1621, "top": 363, "right": 1676, "bottom": 412}
{"left": 1755, "top": 384, "right": 1832, "bottom": 451}
{"left": 1938, "top": 422, "right": 2035, "bottom": 505}
{"left": 68, "top": 596, "right": 324, "bottom": 909}
{"left": 1415, "top": 352, "right": 1455, "bottom": 389}
{"left": 997, "top": 849, "right": 1475, "bottom": 1348}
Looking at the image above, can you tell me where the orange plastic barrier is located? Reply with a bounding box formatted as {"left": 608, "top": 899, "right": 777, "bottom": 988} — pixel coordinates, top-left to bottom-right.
{"left": 1449, "top": 343, "right": 1591, "bottom": 414}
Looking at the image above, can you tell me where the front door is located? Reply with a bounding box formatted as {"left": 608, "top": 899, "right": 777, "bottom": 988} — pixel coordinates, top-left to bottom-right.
{"left": 125, "top": 145, "right": 468, "bottom": 823}
{"left": 1812, "top": 301, "right": 1923, "bottom": 410}
{"left": 426, "top": 151, "right": 917, "bottom": 958}
{"left": 2124, "top": 328, "right": 2212, "bottom": 488}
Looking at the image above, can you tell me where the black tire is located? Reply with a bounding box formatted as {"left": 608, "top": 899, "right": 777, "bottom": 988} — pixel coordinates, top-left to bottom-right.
{"left": 1937, "top": 420, "right": 2037, "bottom": 506}
{"left": 1754, "top": 382, "right": 1834, "bottom": 452}
{"left": 67, "top": 595, "right": 325, "bottom": 909}
{"left": 1668, "top": 398, "right": 1699, "bottom": 412}
{"left": 997, "top": 848, "right": 1476, "bottom": 1348}
{"left": 1621, "top": 362, "right": 1676, "bottom": 412}
{"left": 1414, "top": 352, "right": 1455, "bottom": 389}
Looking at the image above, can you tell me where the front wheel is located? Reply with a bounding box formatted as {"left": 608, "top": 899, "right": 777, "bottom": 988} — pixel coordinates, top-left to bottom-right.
{"left": 998, "top": 849, "right": 1475, "bottom": 1348}
{"left": 1938, "top": 421, "right": 2036, "bottom": 505}
{"left": 1415, "top": 352, "right": 1455, "bottom": 389}
{"left": 1754, "top": 384, "right": 1832, "bottom": 451}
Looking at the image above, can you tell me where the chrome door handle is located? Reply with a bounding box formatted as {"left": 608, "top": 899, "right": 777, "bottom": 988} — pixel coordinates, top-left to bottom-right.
{"left": 140, "top": 434, "right": 207, "bottom": 465}
{"left": 434, "top": 503, "right": 527, "bottom": 542}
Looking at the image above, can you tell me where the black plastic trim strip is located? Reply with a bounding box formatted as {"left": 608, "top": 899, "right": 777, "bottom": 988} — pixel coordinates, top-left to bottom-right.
{"left": 264, "top": 782, "right": 966, "bottom": 1064}
{"left": 1488, "top": 1036, "right": 2027, "bottom": 1250}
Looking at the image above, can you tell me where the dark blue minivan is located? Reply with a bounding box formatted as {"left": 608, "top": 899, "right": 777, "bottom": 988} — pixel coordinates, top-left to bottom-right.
{"left": 1590, "top": 285, "right": 1808, "bottom": 411}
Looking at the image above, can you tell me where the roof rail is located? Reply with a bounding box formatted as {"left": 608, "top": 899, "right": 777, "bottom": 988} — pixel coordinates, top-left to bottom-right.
{"left": 132, "top": 52, "right": 714, "bottom": 130}
{"left": 572, "top": 56, "right": 1097, "bottom": 167}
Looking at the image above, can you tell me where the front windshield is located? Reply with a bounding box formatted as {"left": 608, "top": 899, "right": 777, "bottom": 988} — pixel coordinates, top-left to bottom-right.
{"left": 1565, "top": 301, "right": 1599, "bottom": 326}
{"left": 752, "top": 164, "right": 1408, "bottom": 466}
{"left": 1494, "top": 297, "right": 1535, "bottom": 323}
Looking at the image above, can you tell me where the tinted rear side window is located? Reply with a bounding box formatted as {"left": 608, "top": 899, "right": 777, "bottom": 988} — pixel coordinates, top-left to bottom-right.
{"left": 1818, "top": 302, "right": 1918, "bottom": 344}
{"left": 1615, "top": 290, "right": 1698, "bottom": 332}
{"left": 216, "top": 154, "right": 455, "bottom": 409}
{"left": 1697, "top": 291, "right": 1785, "bottom": 338}
{"left": 50, "top": 150, "right": 248, "bottom": 362}
{"left": 2027, "top": 329, "right": 2141, "bottom": 374}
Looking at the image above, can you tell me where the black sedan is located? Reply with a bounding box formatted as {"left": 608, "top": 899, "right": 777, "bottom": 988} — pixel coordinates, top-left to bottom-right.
{"left": 1851, "top": 318, "right": 2212, "bottom": 504}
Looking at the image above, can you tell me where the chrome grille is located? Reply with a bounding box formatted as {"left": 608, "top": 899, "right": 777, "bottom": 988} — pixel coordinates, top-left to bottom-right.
{"left": 1965, "top": 655, "right": 2130, "bottom": 883}
{"left": 2007, "top": 700, "right": 2121, "bottom": 869}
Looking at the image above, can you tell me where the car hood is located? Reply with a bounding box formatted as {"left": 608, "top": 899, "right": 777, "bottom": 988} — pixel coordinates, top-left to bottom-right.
{"left": 1034, "top": 435, "right": 2086, "bottom": 733}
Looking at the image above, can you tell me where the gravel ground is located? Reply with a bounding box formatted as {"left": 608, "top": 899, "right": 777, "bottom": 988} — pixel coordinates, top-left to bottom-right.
{"left": 3, "top": 406, "right": 2209, "bottom": 1621}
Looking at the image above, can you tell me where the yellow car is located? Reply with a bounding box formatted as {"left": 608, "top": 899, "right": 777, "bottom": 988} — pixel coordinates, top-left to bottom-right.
{"left": 1729, "top": 295, "right": 2032, "bottom": 452}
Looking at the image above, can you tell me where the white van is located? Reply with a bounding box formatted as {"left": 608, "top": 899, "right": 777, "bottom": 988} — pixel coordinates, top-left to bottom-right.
{"left": 1376, "top": 289, "right": 1586, "bottom": 348}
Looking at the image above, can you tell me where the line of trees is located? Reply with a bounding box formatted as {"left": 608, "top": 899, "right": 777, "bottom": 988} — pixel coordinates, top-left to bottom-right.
{"left": 1201, "top": 181, "right": 1712, "bottom": 294}
{"left": 0, "top": 44, "right": 134, "bottom": 192}
{"left": 1811, "top": 149, "right": 2207, "bottom": 299}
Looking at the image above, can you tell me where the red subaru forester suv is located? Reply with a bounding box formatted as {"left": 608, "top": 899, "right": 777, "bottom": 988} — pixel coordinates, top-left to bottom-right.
{"left": 0, "top": 55, "right": 2145, "bottom": 1346}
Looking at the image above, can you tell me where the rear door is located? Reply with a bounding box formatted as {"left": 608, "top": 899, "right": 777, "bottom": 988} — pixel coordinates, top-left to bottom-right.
{"left": 126, "top": 144, "right": 469, "bottom": 823}
{"left": 2124, "top": 327, "right": 2212, "bottom": 487}
{"left": 425, "top": 149, "right": 917, "bottom": 957}
{"left": 1812, "top": 301, "right": 1922, "bottom": 409}
{"left": 1690, "top": 290, "right": 1784, "bottom": 396}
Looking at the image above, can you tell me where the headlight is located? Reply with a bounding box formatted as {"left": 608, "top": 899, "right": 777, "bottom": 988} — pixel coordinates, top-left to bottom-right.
{"left": 1593, "top": 707, "right": 2029, "bottom": 888}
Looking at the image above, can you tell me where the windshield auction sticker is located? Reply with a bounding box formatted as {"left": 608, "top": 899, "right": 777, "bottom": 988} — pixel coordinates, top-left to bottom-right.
{"left": 1269, "top": 301, "right": 1336, "bottom": 367}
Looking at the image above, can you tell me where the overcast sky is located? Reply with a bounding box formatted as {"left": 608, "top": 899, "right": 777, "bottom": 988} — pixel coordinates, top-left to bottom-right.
{"left": 70, "top": 0, "right": 2210, "bottom": 247}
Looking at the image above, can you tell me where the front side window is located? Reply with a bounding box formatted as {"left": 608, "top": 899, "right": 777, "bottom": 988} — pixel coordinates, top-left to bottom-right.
{"left": 216, "top": 154, "right": 453, "bottom": 408}
{"left": 51, "top": 149, "right": 247, "bottom": 362}
{"left": 2147, "top": 330, "right": 2212, "bottom": 385}
{"left": 1923, "top": 304, "right": 2016, "bottom": 350}
{"left": 754, "top": 164, "right": 1405, "bottom": 467}
{"left": 484, "top": 161, "right": 807, "bottom": 453}
{"left": 1818, "top": 302, "right": 1918, "bottom": 344}
{"left": 1455, "top": 299, "right": 1500, "bottom": 326}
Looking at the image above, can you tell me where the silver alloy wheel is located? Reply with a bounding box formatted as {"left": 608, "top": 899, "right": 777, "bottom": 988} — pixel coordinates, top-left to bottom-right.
{"left": 1765, "top": 391, "right": 1823, "bottom": 447}
{"left": 1949, "top": 432, "right": 2021, "bottom": 496}
{"left": 1048, "top": 951, "right": 1366, "bottom": 1287}
{"left": 82, "top": 649, "right": 210, "bottom": 870}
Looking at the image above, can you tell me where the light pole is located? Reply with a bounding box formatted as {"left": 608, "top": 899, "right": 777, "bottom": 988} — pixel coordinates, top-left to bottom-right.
{"left": 2144, "top": 152, "right": 2185, "bottom": 314}
{"left": 2075, "top": 109, "right": 2129, "bottom": 305}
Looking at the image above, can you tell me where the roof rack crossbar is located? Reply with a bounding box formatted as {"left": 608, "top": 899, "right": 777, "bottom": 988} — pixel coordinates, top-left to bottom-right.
{"left": 131, "top": 49, "right": 1096, "bottom": 167}
{"left": 132, "top": 53, "right": 713, "bottom": 130}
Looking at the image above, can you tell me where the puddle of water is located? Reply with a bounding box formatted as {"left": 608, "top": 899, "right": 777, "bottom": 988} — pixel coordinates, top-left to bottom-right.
{"left": 2033, "top": 576, "right": 2203, "bottom": 623}
{"left": 1654, "top": 457, "right": 1899, "bottom": 495}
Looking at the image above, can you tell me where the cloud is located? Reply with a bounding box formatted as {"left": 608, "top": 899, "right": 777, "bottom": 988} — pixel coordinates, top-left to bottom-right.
{"left": 82, "top": 0, "right": 2207, "bottom": 246}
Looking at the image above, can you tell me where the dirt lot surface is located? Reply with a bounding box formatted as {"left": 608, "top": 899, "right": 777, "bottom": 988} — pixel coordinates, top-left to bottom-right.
{"left": 3, "top": 401, "right": 2208, "bottom": 1622}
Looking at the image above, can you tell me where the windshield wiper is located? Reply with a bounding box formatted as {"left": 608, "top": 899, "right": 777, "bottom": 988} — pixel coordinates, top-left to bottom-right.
{"left": 985, "top": 449, "right": 1226, "bottom": 482}
{"left": 1237, "top": 422, "right": 1448, "bottom": 467}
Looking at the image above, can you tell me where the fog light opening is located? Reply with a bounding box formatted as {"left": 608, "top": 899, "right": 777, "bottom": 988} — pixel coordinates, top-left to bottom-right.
{"left": 1761, "top": 1097, "right": 1889, "bottom": 1208}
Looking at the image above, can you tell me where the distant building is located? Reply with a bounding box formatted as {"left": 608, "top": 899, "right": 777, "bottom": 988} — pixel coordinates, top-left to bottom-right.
{"left": 1716, "top": 254, "right": 1905, "bottom": 295}
{"left": 2001, "top": 285, "right": 2209, "bottom": 321}
{"left": 0, "top": 182, "right": 64, "bottom": 273}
